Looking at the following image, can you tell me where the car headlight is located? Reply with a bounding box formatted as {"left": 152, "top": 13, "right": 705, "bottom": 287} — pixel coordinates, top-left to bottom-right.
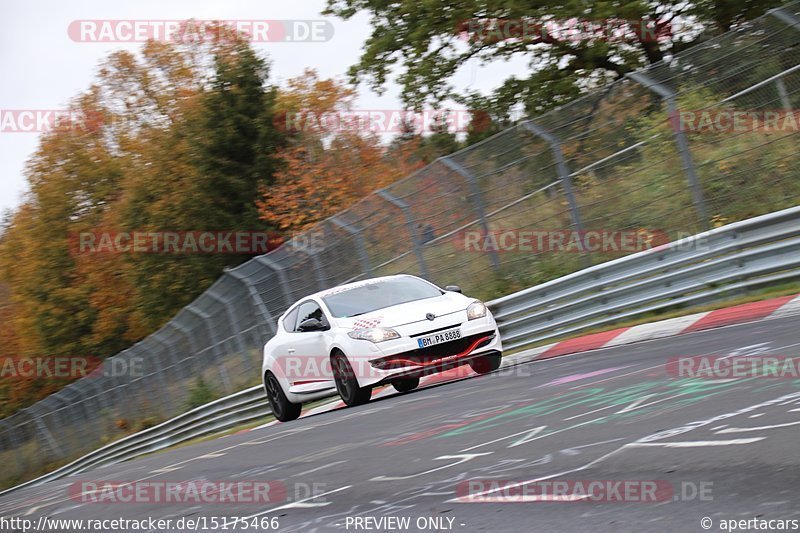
{"left": 467, "top": 300, "right": 487, "bottom": 320}
{"left": 347, "top": 327, "right": 401, "bottom": 343}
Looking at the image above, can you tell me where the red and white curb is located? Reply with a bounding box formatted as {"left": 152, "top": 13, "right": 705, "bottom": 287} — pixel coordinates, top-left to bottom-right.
{"left": 510, "top": 293, "right": 800, "bottom": 364}
{"left": 248, "top": 293, "right": 800, "bottom": 430}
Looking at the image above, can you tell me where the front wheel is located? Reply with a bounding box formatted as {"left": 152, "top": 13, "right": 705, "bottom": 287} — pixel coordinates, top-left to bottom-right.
{"left": 469, "top": 353, "right": 502, "bottom": 374}
{"left": 332, "top": 351, "right": 372, "bottom": 407}
{"left": 265, "top": 371, "right": 302, "bottom": 422}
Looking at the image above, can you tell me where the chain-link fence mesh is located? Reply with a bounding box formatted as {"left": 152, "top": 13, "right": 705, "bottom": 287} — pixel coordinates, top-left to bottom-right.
{"left": 2, "top": 3, "right": 799, "bottom": 488}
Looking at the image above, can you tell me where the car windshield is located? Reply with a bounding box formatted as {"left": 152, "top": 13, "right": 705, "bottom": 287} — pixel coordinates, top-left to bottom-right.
{"left": 322, "top": 277, "right": 443, "bottom": 318}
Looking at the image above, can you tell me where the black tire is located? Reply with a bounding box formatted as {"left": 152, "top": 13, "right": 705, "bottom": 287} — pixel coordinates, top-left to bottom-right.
{"left": 469, "top": 353, "right": 502, "bottom": 374}
{"left": 331, "top": 351, "right": 372, "bottom": 407}
{"left": 392, "top": 376, "right": 420, "bottom": 393}
{"left": 264, "top": 371, "right": 302, "bottom": 422}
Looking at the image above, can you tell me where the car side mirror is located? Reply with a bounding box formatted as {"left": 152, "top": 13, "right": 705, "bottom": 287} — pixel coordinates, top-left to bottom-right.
{"left": 445, "top": 285, "right": 462, "bottom": 293}
{"left": 297, "top": 318, "right": 328, "bottom": 332}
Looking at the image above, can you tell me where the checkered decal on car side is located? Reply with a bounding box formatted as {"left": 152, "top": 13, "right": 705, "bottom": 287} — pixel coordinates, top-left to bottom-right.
{"left": 352, "top": 315, "right": 384, "bottom": 329}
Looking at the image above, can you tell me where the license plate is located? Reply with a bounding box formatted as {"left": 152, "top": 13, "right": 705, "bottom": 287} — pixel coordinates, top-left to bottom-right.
{"left": 417, "top": 328, "right": 461, "bottom": 348}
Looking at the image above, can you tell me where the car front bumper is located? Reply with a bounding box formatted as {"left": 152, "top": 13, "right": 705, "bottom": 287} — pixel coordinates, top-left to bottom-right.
{"left": 348, "top": 313, "right": 503, "bottom": 388}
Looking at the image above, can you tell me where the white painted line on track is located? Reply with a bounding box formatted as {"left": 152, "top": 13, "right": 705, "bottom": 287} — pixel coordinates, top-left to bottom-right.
{"left": 627, "top": 438, "right": 766, "bottom": 447}
{"left": 715, "top": 420, "right": 800, "bottom": 433}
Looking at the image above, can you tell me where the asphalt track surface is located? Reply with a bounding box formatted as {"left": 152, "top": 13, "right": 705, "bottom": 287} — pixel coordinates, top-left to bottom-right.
{"left": 2, "top": 315, "right": 800, "bottom": 533}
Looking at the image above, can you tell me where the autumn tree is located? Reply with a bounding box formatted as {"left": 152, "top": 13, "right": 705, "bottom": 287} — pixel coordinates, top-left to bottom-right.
{"left": 0, "top": 32, "right": 285, "bottom": 413}
{"left": 257, "top": 69, "right": 425, "bottom": 234}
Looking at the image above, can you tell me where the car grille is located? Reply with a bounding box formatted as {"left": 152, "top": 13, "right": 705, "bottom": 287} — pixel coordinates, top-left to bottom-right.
{"left": 371, "top": 332, "right": 495, "bottom": 370}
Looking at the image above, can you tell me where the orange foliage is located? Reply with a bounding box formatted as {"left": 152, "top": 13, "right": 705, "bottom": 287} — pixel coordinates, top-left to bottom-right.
{"left": 258, "top": 70, "right": 425, "bottom": 234}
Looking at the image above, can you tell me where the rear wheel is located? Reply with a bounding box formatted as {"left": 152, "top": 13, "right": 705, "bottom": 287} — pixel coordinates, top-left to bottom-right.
{"left": 392, "top": 376, "right": 420, "bottom": 393}
{"left": 469, "top": 353, "right": 502, "bottom": 374}
{"left": 264, "top": 371, "right": 302, "bottom": 422}
{"left": 332, "top": 351, "right": 372, "bottom": 406}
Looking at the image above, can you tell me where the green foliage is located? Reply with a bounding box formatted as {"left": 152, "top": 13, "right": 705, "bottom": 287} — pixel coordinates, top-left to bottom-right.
{"left": 324, "top": 0, "right": 785, "bottom": 115}
{"left": 187, "top": 376, "right": 217, "bottom": 409}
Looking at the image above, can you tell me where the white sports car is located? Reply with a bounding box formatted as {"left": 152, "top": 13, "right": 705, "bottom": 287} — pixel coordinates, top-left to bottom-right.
{"left": 261, "top": 274, "right": 503, "bottom": 421}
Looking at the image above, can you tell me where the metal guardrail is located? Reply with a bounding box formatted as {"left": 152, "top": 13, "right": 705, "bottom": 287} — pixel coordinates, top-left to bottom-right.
{"left": 0, "top": 385, "right": 272, "bottom": 497}
{"left": 491, "top": 206, "right": 800, "bottom": 351}
{"left": 4, "top": 205, "right": 799, "bottom": 497}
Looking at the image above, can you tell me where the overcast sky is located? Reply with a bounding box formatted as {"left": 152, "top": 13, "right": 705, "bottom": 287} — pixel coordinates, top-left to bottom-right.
{"left": 0, "top": 0, "right": 528, "bottom": 216}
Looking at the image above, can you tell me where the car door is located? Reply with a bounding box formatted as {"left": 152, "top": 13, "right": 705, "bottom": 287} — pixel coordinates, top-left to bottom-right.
{"left": 287, "top": 300, "right": 332, "bottom": 388}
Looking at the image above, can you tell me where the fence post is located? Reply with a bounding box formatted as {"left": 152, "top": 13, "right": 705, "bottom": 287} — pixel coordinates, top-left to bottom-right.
{"left": 224, "top": 269, "right": 277, "bottom": 335}
{"left": 34, "top": 415, "right": 63, "bottom": 458}
{"left": 287, "top": 243, "right": 327, "bottom": 291}
{"left": 187, "top": 304, "right": 233, "bottom": 393}
{"left": 627, "top": 71, "right": 710, "bottom": 229}
{"left": 376, "top": 189, "right": 430, "bottom": 278}
{"left": 439, "top": 157, "right": 500, "bottom": 271}
{"left": 769, "top": 7, "right": 800, "bottom": 110}
{"left": 329, "top": 216, "right": 373, "bottom": 276}
{"left": 256, "top": 255, "right": 295, "bottom": 309}
{"left": 169, "top": 321, "right": 202, "bottom": 383}
{"left": 151, "top": 331, "right": 184, "bottom": 382}
{"left": 145, "top": 346, "right": 174, "bottom": 413}
{"left": 206, "top": 287, "right": 253, "bottom": 372}
{"left": 521, "top": 120, "right": 591, "bottom": 265}
{"left": 768, "top": 7, "right": 800, "bottom": 31}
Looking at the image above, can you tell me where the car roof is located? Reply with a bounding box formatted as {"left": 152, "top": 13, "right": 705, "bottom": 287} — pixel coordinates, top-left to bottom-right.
{"left": 311, "top": 274, "right": 417, "bottom": 300}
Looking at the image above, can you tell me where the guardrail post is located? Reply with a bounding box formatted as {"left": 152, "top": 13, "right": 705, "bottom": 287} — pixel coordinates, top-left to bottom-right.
{"left": 187, "top": 304, "right": 233, "bottom": 393}
{"left": 626, "top": 71, "right": 710, "bottom": 229}
{"left": 329, "top": 216, "right": 373, "bottom": 277}
{"left": 224, "top": 269, "right": 277, "bottom": 335}
{"left": 439, "top": 157, "right": 500, "bottom": 272}
{"left": 376, "top": 189, "right": 431, "bottom": 278}
{"left": 521, "top": 120, "right": 591, "bottom": 265}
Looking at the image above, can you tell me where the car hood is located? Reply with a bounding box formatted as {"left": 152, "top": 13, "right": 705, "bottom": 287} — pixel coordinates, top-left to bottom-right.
{"left": 336, "top": 292, "right": 470, "bottom": 329}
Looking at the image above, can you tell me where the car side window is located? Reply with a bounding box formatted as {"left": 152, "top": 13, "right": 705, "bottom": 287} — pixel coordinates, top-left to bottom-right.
{"left": 282, "top": 307, "right": 300, "bottom": 332}
{"left": 294, "top": 301, "right": 326, "bottom": 331}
